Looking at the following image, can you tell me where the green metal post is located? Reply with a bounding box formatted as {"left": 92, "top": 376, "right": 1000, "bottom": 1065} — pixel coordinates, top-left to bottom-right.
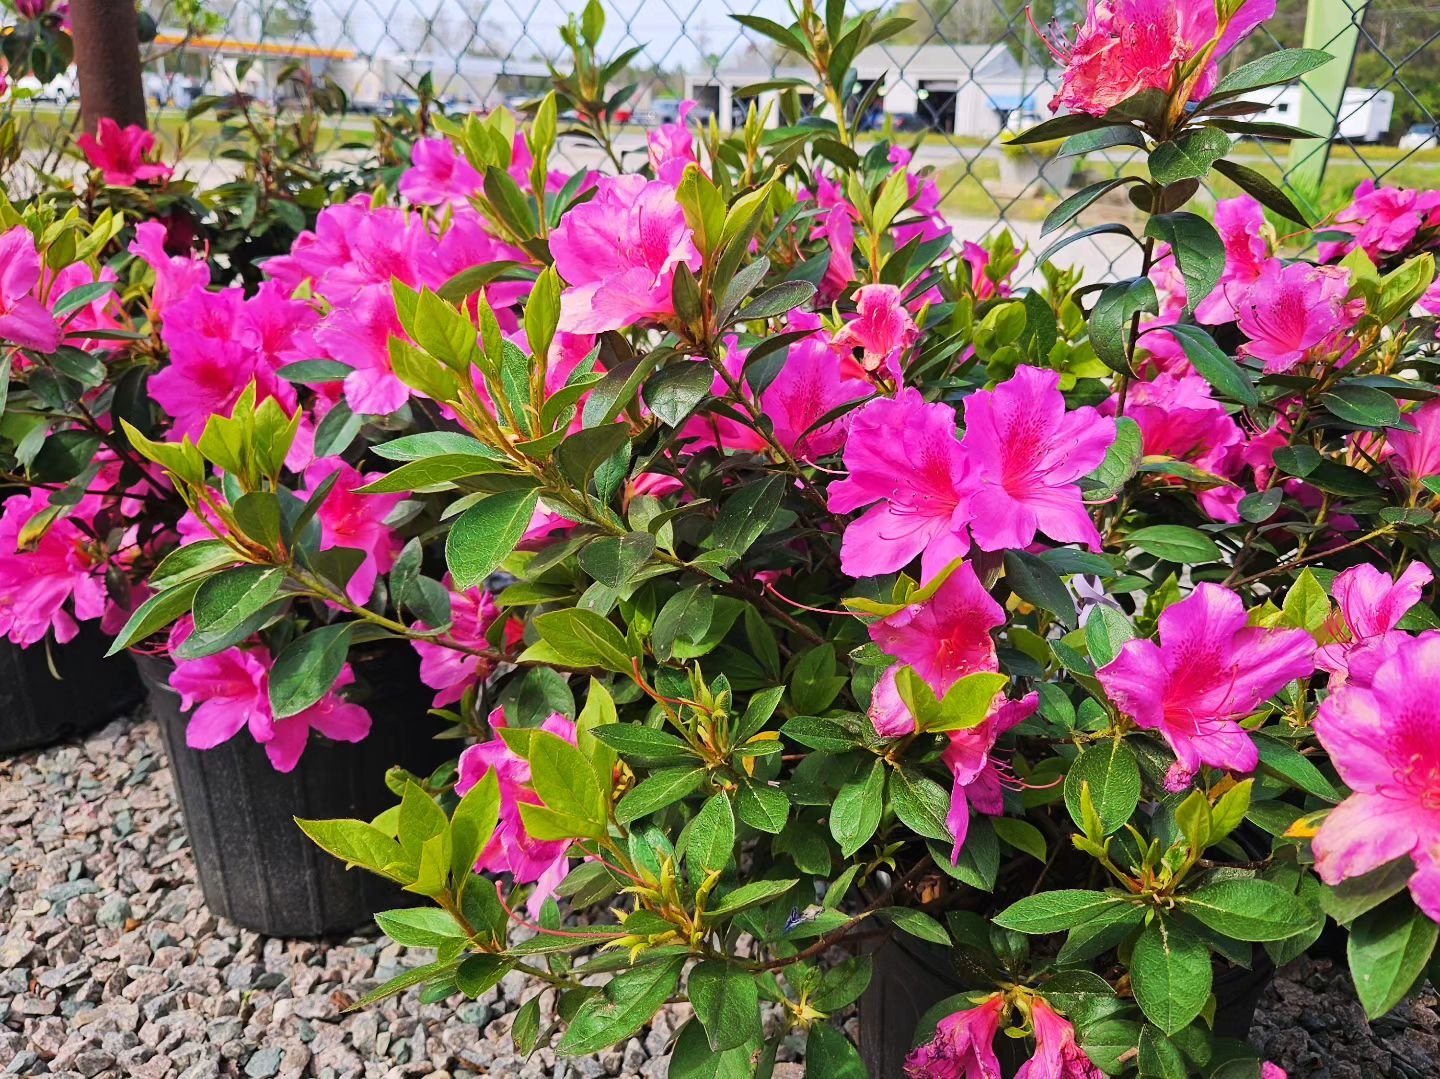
{"left": 1285, "top": 0, "right": 1372, "bottom": 220}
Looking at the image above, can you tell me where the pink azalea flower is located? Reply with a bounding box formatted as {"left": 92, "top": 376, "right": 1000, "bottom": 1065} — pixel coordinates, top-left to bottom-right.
{"left": 1040, "top": 0, "right": 1274, "bottom": 116}
{"left": 943, "top": 693, "right": 1038, "bottom": 861}
{"left": 551, "top": 174, "right": 701, "bottom": 334}
{"left": 455, "top": 708, "right": 578, "bottom": 915}
{"left": 1316, "top": 562, "right": 1432, "bottom": 683}
{"left": 870, "top": 561, "right": 1003, "bottom": 696}
{"left": 1312, "top": 633, "right": 1440, "bottom": 922}
{"left": 816, "top": 203, "right": 858, "bottom": 299}
{"left": 648, "top": 100, "right": 699, "bottom": 186}
{"left": 76, "top": 118, "right": 173, "bottom": 186}
{"left": 829, "top": 387, "right": 973, "bottom": 580}
{"left": 961, "top": 365, "right": 1115, "bottom": 552}
{"left": 1194, "top": 195, "right": 1272, "bottom": 325}
{"left": 1318, "top": 180, "right": 1440, "bottom": 263}
{"left": 1098, "top": 583, "right": 1315, "bottom": 784}
{"left": 168, "top": 639, "right": 370, "bottom": 773}
{"left": 303, "top": 458, "right": 403, "bottom": 606}
{"left": 833, "top": 284, "right": 920, "bottom": 382}
{"left": 399, "top": 137, "right": 483, "bottom": 206}
{"left": 128, "top": 220, "right": 209, "bottom": 317}
{"left": 1388, "top": 397, "right": 1440, "bottom": 484}
{"left": 0, "top": 226, "right": 60, "bottom": 352}
{"left": 0, "top": 490, "right": 107, "bottom": 646}
{"left": 412, "top": 584, "right": 502, "bottom": 707}
{"left": 1016, "top": 998, "right": 1102, "bottom": 1079}
{"left": 1261, "top": 1066, "right": 1288, "bottom": 1079}
{"left": 904, "top": 993, "right": 1006, "bottom": 1078}
{"left": 761, "top": 335, "right": 871, "bottom": 459}
{"left": 961, "top": 241, "right": 1012, "bottom": 302}
{"left": 313, "top": 287, "right": 412, "bottom": 415}
{"left": 1235, "top": 260, "right": 1356, "bottom": 373}
{"left": 151, "top": 287, "right": 297, "bottom": 437}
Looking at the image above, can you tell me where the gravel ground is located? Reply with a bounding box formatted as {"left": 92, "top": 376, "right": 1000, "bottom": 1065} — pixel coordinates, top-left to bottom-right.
{"left": 0, "top": 710, "right": 1435, "bottom": 1079}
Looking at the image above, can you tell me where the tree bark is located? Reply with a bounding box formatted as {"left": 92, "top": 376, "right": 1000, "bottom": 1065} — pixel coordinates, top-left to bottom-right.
{"left": 70, "top": 0, "right": 148, "bottom": 132}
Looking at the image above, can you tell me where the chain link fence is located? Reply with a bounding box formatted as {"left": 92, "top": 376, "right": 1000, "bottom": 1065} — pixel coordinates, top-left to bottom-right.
{"left": 5, "top": 0, "right": 1439, "bottom": 278}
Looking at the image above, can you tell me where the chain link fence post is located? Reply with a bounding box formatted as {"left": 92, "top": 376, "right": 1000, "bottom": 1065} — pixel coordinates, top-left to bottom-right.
{"left": 71, "top": 0, "right": 148, "bottom": 132}
{"left": 1287, "top": 0, "right": 1374, "bottom": 217}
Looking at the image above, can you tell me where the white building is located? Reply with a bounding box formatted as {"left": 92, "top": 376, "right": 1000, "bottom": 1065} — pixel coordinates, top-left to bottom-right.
{"left": 686, "top": 43, "right": 1058, "bottom": 137}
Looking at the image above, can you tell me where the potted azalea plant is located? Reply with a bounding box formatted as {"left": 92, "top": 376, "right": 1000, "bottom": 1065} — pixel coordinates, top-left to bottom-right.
{"left": 0, "top": 115, "right": 467, "bottom": 932}
{"left": 32, "top": 0, "right": 1440, "bottom": 1076}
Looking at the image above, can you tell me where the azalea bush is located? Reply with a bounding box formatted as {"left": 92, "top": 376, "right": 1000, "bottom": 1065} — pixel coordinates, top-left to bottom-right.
{"left": 9, "top": 0, "right": 1440, "bottom": 1075}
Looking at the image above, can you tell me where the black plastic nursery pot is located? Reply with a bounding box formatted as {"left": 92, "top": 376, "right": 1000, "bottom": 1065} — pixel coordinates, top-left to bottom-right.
{"left": 136, "top": 645, "right": 450, "bottom": 938}
{"left": 0, "top": 625, "right": 143, "bottom": 755}
{"left": 859, "top": 933, "right": 1273, "bottom": 1078}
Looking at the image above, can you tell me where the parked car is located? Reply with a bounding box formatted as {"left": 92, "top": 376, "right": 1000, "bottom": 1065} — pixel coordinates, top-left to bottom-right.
{"left": 1399, "top": 122, "right": 1439, "bottom": 150}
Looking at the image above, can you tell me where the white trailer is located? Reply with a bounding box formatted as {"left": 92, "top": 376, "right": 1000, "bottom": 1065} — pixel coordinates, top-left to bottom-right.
{"left": 1254, "top": 85, "right": 1394, "bottom": 144}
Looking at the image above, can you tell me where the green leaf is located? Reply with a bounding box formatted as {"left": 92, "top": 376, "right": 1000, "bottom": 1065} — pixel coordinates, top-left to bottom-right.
{"left": 446, "top": 488, "right": 540, "bottom": 589}
{"left": 1131, "top": 918, "right": 1212, "bottom": 1035}
{"left": 1149, "top": 127, "right": 1233, "bottom": 185}
{"left": 830, "top": 758, "right": 885, "bottom": 857}
{"left": 1281, "top": 569, "right": 1330, "bottom": 633}
{"left": 615, "top": 767, "right": 707, "bottom": 824}
{"left": 456, "top": 954, "right": 511, "bottom": 998}
{"left": 706, "top": 877, "right": 800, "bottom": 918}
{"left": 1210, "top": 48, "right": 1332, "bottom": 97}
{"left": 374, "top": 906, "right": 468, "bottom": 947}
{"left": 1065, "top": 739, "right": 1141, "bottom": 835}
{"left": 557, "top": 956, "right": 685, "bottom": 1055}
{"left": 578, "top": 531, "right": 656, "bottom": 591}
{"left": 373, "top": 431, "right": 500, "bottom": 461}
{"left": 992, "top": 816, "right": 1048, "bottom": 862}
{"left": 738, "top": 280, "right": 816, "bottom": 321}
{"left": 1180, "top": 878, "right": 1320, "bottom": 941}
{"left": 268, "top": 623, "right": 353, "bottom": 719}
{"left": 652, "top": 585, "right": 714, "bottom": 663}
{"left": 1086, "top": 416, "right": 1144, "bottom": 500}
{"left": 669, "top": 1017, "right": 757, "bottom": 1079}
{"left": 556, "top": 423, "right": 632, "bottom": 489}
{"left": 591, "top": 725, "right": 695, "bottom": 763}
{"left": 528, "top": 730, "right": 608, "bottom": 836}
{"left": 351, "top": 958, "right": 458, "bottom": 1009}
{"left": 451, "top": 770, "right": 501, "bottom": 884}
{"left": 1127, "top": 524, "right": 1221, "bottom": 564}
{"left": 1004, "top": 549, "right": 1078, "bottom": 629}
{"left": 1007, "top": 111, "right": 1113, "bottom": 146}
{"left": 1211, "top": 159, "right": 1311, "bottom": 226}
{"left": 191, "top": 566, "right": 285, "bottom": 639}
{"left": 294, "top": 817, "right": 412, "bottom": 883}
{"left": 1145, "top": 212, "right": 1225, "bottom": 315}
{"left": 1042, "top": 176, "right": 1144, "bottom": 236}
{"left": 1085, "top": 606, "right": 1134, "bottom": 667}
{"left": 1348, "top": 901, "right": 1439, "bottom": 1019}
{"left": 687, "top": 961, "right": 761, "bottom": 1052}
{"left": 644, "top": 362, "right": 714, "bottom": 426}
{"left": 711, "top": 474, "right": 785, "bottom": 555}
{"left": 1151, "top": 323, "right": 1258, "bottom": 406}
{"left": 105, "top": 579, "right": 202, "bottom": 655}
{"left": 736, "top": 781, "right": 789, "bottom": 834}
{"left": 1320, "top": 384, "right": 1405, "bottom": 429}
{"left": 530, "top": 608, "right": 635, "bottom": 674}
{"left": 684, "top": 793, "right": 736, "bottom": 873}
{"left": 360, "top": 453, "right": 512, "bottom": 493}
{"left": 994, "top": 890, "right": 1130, "bottom": 934}
{"left": 805, "top": 1022, "right": 866, "bottom": 1079}
{"left": 1320, "top": 860, "right": 1414, "bottom": 925}
{"left": 889, "top": 767, "right": 953, "bottom": 845}
{"left": 1090, "top": 277, "right": 1158, "bottom": 373}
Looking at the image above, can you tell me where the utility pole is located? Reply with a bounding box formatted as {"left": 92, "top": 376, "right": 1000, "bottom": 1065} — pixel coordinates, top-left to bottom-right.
{"left": 70, "top": 0, "right": 148, "bottom": 132}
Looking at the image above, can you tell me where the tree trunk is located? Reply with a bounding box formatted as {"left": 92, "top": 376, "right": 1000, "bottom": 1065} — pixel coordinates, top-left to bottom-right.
{"left": 70, "top": 0, "right": 147, "bottom": 132}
